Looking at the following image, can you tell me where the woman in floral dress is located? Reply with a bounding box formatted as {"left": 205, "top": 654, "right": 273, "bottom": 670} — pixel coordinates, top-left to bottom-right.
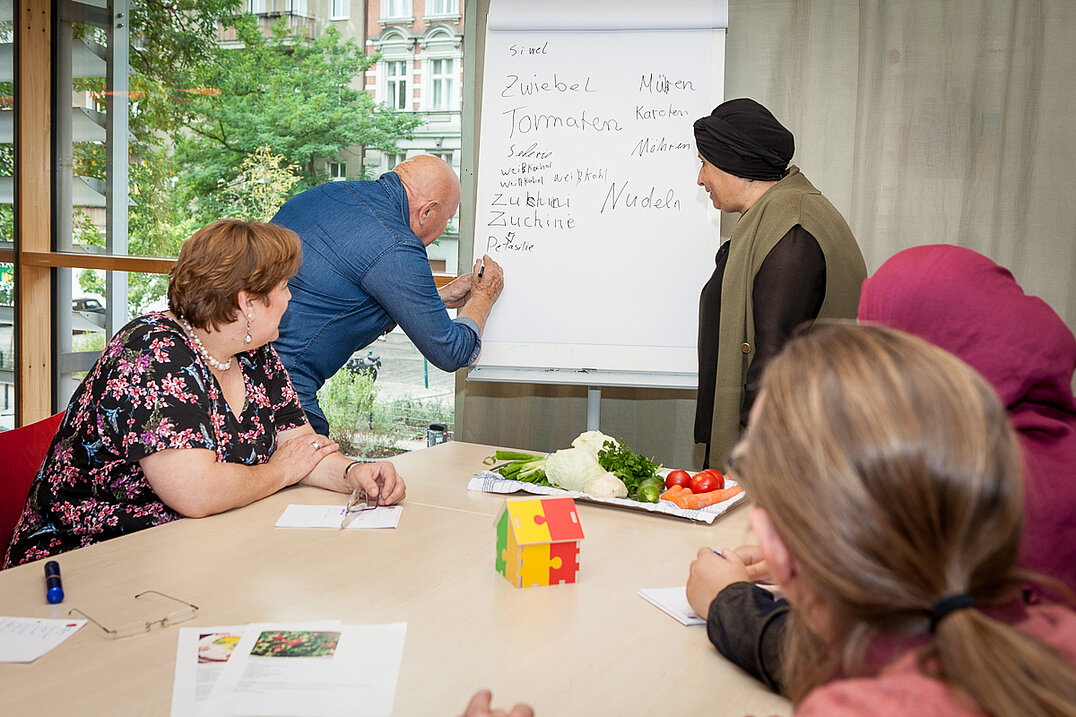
{"left": 4, "top": 220, "right": 404, "bottom": 566}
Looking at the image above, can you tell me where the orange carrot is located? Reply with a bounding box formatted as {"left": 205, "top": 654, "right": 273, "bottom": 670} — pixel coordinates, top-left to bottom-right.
{"left": 661, "top": 485, "right": 743, "bottom": 510}
{"left": 659, "top": 485, "right": 687, "bottom": 503}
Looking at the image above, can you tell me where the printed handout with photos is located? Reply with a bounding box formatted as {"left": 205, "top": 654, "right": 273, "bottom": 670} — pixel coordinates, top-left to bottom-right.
{"left": 171, "top": 621, "right": 342, "bottom": 717}
{"left": 190, "top": 621, "right": 407, "bottom": 717}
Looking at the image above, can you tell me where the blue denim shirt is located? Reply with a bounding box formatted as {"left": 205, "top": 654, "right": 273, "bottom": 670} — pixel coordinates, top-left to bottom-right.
{"left": 271, "top": 173, "right": 480, "bottom": 430}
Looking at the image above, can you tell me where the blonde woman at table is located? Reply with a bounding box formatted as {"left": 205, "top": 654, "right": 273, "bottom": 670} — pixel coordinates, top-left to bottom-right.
{"left": 686, "top": 325, "right": 1076, "bottom": 716}
{"left": 4, "top": 220, "right": 404, "bottom": 567}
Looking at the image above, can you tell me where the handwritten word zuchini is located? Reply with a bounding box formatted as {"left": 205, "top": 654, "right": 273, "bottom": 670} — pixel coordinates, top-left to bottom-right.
{"left": 491, "top": 192, "right": 571, "bottom": 209}
{"left": 488, "top": 209, "right": 577, "bottom": 230}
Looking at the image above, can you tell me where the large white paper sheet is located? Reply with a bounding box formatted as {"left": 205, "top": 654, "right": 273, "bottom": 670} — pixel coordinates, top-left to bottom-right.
{"left": 274, "top": 504, "right": 402, "bottom": 530}
{"left": 0, "top": 616, "right": 86, "bottom": 662}
{"left": 200, "top": 622, "right": 407, "bottom": 717}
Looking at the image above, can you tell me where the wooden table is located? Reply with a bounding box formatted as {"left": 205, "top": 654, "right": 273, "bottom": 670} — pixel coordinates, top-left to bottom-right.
{"left": 0, "top": 442, "right": 792, "bottom": 716}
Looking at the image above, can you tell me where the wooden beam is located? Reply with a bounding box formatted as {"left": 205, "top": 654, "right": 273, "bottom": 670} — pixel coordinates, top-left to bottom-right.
{"left": 21, "top": 251, "right": 176, "bottom": 274}
{"left": 15, "top": 0, "right": 52, "bottom": 426}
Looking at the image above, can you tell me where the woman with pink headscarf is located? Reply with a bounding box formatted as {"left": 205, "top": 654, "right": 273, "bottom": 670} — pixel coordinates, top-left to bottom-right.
{"left": 686, "top": 244, "right": 1076, "bottom": 693}
{"left": 857, "top": 244, "right": 1076, "bottom": 597}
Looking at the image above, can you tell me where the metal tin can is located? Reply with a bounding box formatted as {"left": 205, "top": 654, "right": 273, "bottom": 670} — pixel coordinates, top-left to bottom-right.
{"left": 427, "top": 422, "right": 448, "bottom": 447}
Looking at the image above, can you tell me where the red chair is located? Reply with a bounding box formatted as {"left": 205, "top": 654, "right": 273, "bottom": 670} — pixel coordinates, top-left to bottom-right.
{"left": 0, "top": 412, "right": 64, "bottom": 563}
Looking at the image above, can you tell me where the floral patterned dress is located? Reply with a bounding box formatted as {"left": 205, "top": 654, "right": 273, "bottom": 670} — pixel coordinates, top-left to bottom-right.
{"left": 3, "top": 313, "right": 307, "bottom": 567}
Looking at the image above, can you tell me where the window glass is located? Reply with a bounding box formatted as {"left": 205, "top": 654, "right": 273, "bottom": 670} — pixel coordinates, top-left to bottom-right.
{"left": 429, "top": 58, "right": 454, "bottom": 110}
{"left": 386, "top": 60, "right": 409, "bottom": 110}
{"left": 330, "top": 0, "right": 349, "bottom": 20}
{"left": 1, "top": 6, "right": 15, "bottom": 429}
{"left": 427, "top": 0, "right": 459, "bottom": 16}
{"left": 382, "top": 0, "right": 412, "bottom": 20}
{"left": 43, "top": 0, "right": 453, "bottom": 449}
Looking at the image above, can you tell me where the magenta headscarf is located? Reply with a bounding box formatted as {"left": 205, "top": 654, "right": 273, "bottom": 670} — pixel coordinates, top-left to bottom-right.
{"left": 859, "top": 245, "right": 1076, "bottom": 596}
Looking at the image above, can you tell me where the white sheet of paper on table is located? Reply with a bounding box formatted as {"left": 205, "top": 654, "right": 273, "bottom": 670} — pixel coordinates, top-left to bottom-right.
{"left": 199, "top": 621, "right": 407, "bottom": 717}
{"left": 170, "top": 621, "right": 343, "bottom": 717}
{"left": 0, "top": 616, "right": 87, "bottom": 662}
{"left": 274, "top": 504, "right": 402, "bottom": 529}
{"left": 637, "top": 587, "right": 706, "bottom": 626}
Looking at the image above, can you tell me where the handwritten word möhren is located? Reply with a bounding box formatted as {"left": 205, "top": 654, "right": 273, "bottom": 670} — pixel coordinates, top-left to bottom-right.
{"left": 638, "top": 73, "right": 696, "bottom": 94}
{"left": 501, "top": 74, "right": 597, "bottom": 98}
{"left": 630, "top": 136, "right": 693, "bottom": 157}
{"left": 600, "top": 182, "right": 682, "bottom": 213}
{"left": 503, "top": 106, "right": 622, "bottom": 139}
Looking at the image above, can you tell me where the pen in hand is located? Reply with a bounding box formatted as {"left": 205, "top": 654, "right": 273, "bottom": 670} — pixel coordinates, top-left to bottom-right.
{"left": 477, "top": 259, "right": 485, "bottom": 278}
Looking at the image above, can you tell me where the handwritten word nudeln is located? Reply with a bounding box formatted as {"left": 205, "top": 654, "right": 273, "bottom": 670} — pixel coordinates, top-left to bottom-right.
{"left": 501, "top": 74, "right": 597, "bottom": 98}
{"left": 488, "top": 209, "right": 577, "bottom": 230}
{"left": 630, "top": 136, "right": 693, "bottom": 157}
{"left": 486, "top": 232, "right": 536, "bottom": 254}
{"left": 502, "top": 106, "right": 622, "bottom": 139}
{"left": 600, "top": 182, "right": 682, "bottom": 213}
{"left": 638, "top": 73, "right": 696, "bottom": 94}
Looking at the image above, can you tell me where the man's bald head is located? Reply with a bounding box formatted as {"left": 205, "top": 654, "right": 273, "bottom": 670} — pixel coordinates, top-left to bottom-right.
{"left": 394, "top": 155, "right": 462, "bottom": 245}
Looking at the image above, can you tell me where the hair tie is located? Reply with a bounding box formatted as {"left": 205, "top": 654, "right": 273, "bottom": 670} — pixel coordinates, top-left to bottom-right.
{"left": 929, "top": 593, "right": 977, "bottom": 631}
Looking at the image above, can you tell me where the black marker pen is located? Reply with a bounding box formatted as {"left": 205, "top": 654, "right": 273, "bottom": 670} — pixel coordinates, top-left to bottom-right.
{"left": 45, "top": 560, "right": 64, "bottom": 604}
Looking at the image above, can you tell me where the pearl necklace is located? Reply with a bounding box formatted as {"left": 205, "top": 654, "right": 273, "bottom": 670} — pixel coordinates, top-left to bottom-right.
{"left": 178, "top": 316, "right": 233, "bottom": 371}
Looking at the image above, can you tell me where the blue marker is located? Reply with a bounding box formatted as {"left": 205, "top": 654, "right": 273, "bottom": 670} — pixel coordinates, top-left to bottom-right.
{"left": 44, "top": 560, "right": 64, "bottom": 604}
{"left": 712, "top": 549, "right": 724, "bottom": 558}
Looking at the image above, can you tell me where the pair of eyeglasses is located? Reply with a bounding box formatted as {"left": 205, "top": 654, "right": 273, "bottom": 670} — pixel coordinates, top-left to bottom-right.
{"left": 69, "top": 590, "right": 199, "bottom": 638}
{"left": 340, "top": 476, "right": 385, "bottom": 528}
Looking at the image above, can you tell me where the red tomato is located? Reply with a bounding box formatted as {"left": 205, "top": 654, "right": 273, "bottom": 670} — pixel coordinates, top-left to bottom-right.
{"left": 702, "top": 468, "right": 725, "bottom": 490}
{"left": 690, "top": 472, "right": 718, "bottom": 494}
{"left": 665, "top": 470, "right": 692, "bottom": 490}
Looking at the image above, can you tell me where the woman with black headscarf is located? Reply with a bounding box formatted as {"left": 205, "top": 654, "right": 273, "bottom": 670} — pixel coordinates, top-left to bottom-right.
{"left": 693, "top": 98, "right": 866, "bottom": 468}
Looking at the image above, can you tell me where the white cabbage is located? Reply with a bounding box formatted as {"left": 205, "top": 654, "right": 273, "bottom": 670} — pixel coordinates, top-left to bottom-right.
{"left": 544, "top": 446, "right": 606, "bottom": 492}
{"left": 570, "top": 430, "right": 619, "bottom": 459}
{"left": 583, "top": 472, "right": 628, "bottom": 499}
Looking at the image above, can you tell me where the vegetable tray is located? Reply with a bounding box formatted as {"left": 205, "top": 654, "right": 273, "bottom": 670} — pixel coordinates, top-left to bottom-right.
{"left": 468, "top": 469, "right": 747, "bottom": 524}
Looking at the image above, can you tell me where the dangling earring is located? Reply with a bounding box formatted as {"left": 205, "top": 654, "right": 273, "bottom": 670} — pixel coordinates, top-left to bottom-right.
{"left": 244, "top": 312, "right": 254, "bottom": 345}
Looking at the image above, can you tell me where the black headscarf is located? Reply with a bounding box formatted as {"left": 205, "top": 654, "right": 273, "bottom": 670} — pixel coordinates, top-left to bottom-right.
{"left": 693, "top": 98, "right": 794, "bottom": 181}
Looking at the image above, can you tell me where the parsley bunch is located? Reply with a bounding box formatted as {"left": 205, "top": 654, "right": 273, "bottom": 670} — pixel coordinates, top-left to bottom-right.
{"left": 597, "top": 441, "right": 662, "bottom": 500}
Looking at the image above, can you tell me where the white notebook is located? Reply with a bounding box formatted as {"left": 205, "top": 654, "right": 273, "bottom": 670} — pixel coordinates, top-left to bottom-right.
{"left": 637, "top": 587, "right": 706, "bottom": 626}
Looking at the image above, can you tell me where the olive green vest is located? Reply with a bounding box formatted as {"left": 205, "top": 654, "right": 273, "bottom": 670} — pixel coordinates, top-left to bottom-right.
{"left": 708, "top": 167, "right": 867, "bottom": 466}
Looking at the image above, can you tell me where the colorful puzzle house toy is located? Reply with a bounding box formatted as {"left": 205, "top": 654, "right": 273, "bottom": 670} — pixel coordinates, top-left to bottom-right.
{"left": 496, "top": 496, "right": 584, "bottom": 588}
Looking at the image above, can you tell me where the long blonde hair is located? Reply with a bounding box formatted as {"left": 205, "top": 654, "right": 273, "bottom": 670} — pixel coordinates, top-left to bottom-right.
{"left": 732, "top": 324, "right": 1076, "bottom": 715}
